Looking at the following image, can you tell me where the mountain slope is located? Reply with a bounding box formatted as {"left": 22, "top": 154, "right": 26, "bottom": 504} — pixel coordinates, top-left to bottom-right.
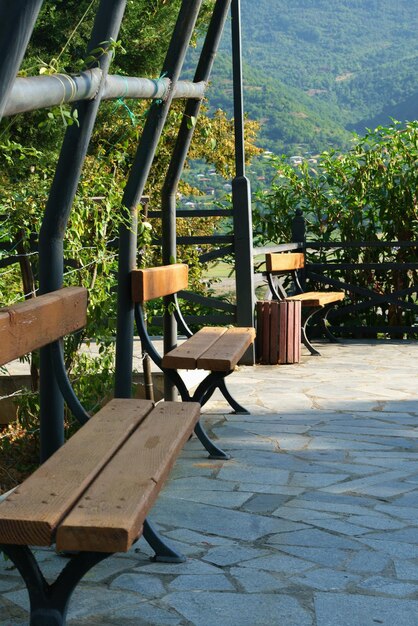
{"left": 206, "top": 0, "right": 418, "bottom": 153}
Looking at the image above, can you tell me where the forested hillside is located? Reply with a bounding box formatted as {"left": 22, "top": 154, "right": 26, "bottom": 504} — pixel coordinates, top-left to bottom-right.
{"left": 205, "top": 0, "right": 418, "bottom": 154}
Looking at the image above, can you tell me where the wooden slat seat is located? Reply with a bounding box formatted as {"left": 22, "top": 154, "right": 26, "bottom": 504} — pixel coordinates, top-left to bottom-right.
{"left": 161, "top": 326, "right": 255, "bottom": 372}
{"left": 0, "top": 398, "right": 200, "bottom": 552}
{"left": 0, "top": 399, "right": 153, "bottom": 546}
{"left": 57, "top": 401, "right": 200, "bottom": 552}
{"left": 196, "top": 327, "right": 256, "bottom": 371}
{"left": 285, "top": 291, "right": 345, "bottom": 307}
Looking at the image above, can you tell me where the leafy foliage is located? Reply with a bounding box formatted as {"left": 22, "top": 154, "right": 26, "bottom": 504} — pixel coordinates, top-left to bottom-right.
{"left": 254, "top": 122, "right": 418, "bottom": 334}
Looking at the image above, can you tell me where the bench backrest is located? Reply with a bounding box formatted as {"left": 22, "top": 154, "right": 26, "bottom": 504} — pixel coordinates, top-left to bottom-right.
{"left": 0, "top": 286, "right": 88, "bottom": 366}
{"left": 131, "top": 264, "right": 188, "bottom": 303}
{"left": 266, "top": 252, "right": 305, "bottom": 273}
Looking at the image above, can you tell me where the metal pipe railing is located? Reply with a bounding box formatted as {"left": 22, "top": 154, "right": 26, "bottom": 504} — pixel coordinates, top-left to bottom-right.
{"left": 3, "top": 71, "right": 206, "bottom": 117}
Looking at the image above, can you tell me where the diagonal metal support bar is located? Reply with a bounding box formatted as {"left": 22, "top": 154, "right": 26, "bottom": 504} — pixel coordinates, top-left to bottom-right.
{"left": 38, "top": 0, "right": 128, "bottom": 462}
{"left": 115, "top": 0, "right": 204, "bottom": 399}
{"left": 160, "top": 0, "right": 233, "bottom": 400}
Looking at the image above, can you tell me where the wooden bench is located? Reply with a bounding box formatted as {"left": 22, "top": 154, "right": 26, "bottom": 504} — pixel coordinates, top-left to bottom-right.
{"left": 264, "top": 252, "right": 344, "bottom": 356}
{"left": 131, "top": 264, "right": 256, "bottom": 460}
{"left": 0, "top": 287, "right": 200, "bottom": 626}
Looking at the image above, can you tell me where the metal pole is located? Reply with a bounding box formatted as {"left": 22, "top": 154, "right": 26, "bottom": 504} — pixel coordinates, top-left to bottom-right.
{"left": 231, "top": 0, "right": 255, "bottom": 364}
{"left": 0, "top": 0, "right": 44, "bottom": 119}
{"left": 2, "top": 72, "right": 206, "bottom": 117}
{"left": 38, "top": 0, "right": 128, "bottom": 462}
{"left": 114, "top": 0, "right": 204, "bottom": 399}
{"left": 161, "top": 0, "right": 232, "bottom": 400}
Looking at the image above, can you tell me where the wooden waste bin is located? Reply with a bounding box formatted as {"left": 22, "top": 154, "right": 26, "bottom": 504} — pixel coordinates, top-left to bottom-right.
{"left": 256, "top": 300, "right": 301, "bottom": 364}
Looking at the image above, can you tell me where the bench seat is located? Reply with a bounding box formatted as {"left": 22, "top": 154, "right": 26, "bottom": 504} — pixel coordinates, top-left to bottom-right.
{"left": 0, "top": 398, "right": 200, "bottom": 553}
{"left": 285, "top": 291, "right": 345, "bottom": 308}
{"left": 162, "top": 327, "right": 256, "bottom": 372}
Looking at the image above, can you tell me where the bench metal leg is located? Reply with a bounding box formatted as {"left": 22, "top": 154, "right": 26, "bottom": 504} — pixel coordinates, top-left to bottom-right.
{"left": 194, "top": 420, "right": 231, "bottom": 460}
{"left": 218, "top": 378, "right": 249, "bottom": 415}
{"left": 142, "top": 519, "right": 186, "bottom": 563}
{"left": 322, "top": 305, "right": 341, "bottom": 343}
{"left": 0, "top": 544, "right": 110, "bottom": 626}
{"left": 302, "top": 308, "right": 322, "bottom": 356}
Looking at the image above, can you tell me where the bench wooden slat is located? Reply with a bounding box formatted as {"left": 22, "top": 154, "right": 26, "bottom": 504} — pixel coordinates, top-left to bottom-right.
{"left": 56, "top": 401, "right": 200, "bottom": 553}
{"left": 286, "top": 291, "right": 345, "bottom": 307}
{"left": 0, "top": 287, "right": 88, "bottom": 366}
{"left": 0, "top": 399, "right": 154, "bottom": 546}
{"left": 197, "top": 327, "right": 256, "bottom": 371}
{"left": 131, "top": 264, "right": 188, "bottom": 302}
{"left": 161, "top": 327, "right": 227, "bottom": 370}
{"left": 266, "top": 252, "right": 305, "bottom": 272}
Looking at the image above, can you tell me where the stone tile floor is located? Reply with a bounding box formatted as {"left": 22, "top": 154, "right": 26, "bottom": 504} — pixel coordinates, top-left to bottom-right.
{"left": 1, "top": 340, "right": 418, "bottom": 625}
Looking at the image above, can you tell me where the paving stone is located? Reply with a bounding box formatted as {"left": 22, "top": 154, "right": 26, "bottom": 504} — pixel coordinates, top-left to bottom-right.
{"left": 0, "top": 578, "right": 22, "bottom": 592}
{"left": 217, "top": 463, "right": 290, "bottom": 485}
{"left": 163, "top": 591, "right": 313, "bottom": 626}
{"left": 203, "top": 544, "right": 268, "bottom": 566}
{"left": 267, "top": 528, "right": 363, "bottom": 550}
{"left": 283, "top": 497, "right": 380, "bottom": 517}
{"left": 289, "top": 471, "right": 350, "bottom": 487}
{"left": 291, "top": 567, "right": 361, "bottom": 591}
{"left": 152, "top": 498, "right": 283, "bottom": 540}
{"left": 362, "top": 528, "right": 418, "bottom": 544}
{"left": 163, "top": 488, "right": 250, "bottom": 509}
{"left": 168, "top": 573, "right": 235, "bottom": 591}
{"left": 240, "top": 553, "right": 314, "bottom": 575}
{"left": 346, "top": 514, "right": 406, "bottom": 531}
{"left": 345, "top": 551, "right": 391, "bottom": 574}
{"left": 394, "top": 560, "right": 418, "bottom": 581}
{"left": 163, "top": 528, "right": 232, "bottom": 547}
{"left": 166, "top": 476, "right": 235, "bottom": 493}
{"left": 236, "top": 483, "right": 305, "bottom": 495}
{"left": 358, "top": 538, "right": 418, "bottom": 559}
{"left": 314, "top": 592, "right": 418, "bottom": 626}
{"left": 392, "top": 492, "right": 418, "bottom": 507}
{"left": 273, "top": 506, "right": 340, "bottom": 523}
{"left": 293, "top": 491, "right": 377, "bottom": 507}
{"left": 307, "top": 437, "right": 390, "bottom": 451}
{"left": 4, "top": 586, "right": 151, "bottom": 620}
{"left": 135, "top": 558, "right": 222, "bottom": 576}
{"left": 229, "top": 567, "right": 285, "bottom": 592}
{"left": 319, "top": 470, "right": 411, "bottom": 494}
{"left": 83, "top": 557, "right": 139, "bottom": 583}
{"left": 112, "top": 602, "right": 182, "bottom": 625}
{"left": 279, "top": 546, "right": 349, "bottom": 568}
{"left": 357, "top": 575, "right": 418, "bottom": 597}
{"left": 110, "top": 572, "right": 166, "bottom": 596}
{"left": 307, "top": 518, "right": 371, "bottom": 536}
{"left": 241, "top": 493, "right": 291, "bottom": 513}
{"left": 232, "top": 450, "right": 330, "bottom": 473}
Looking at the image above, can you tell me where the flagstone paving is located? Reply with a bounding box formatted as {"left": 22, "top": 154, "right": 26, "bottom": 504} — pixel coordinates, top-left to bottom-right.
{"left": 1, "top": 340, "right": 418, "bottom": 625}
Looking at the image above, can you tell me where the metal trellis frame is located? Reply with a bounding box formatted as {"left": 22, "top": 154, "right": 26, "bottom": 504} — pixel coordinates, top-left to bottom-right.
{"left": 0, "top": 0, "right": 255, "bottom": 459}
